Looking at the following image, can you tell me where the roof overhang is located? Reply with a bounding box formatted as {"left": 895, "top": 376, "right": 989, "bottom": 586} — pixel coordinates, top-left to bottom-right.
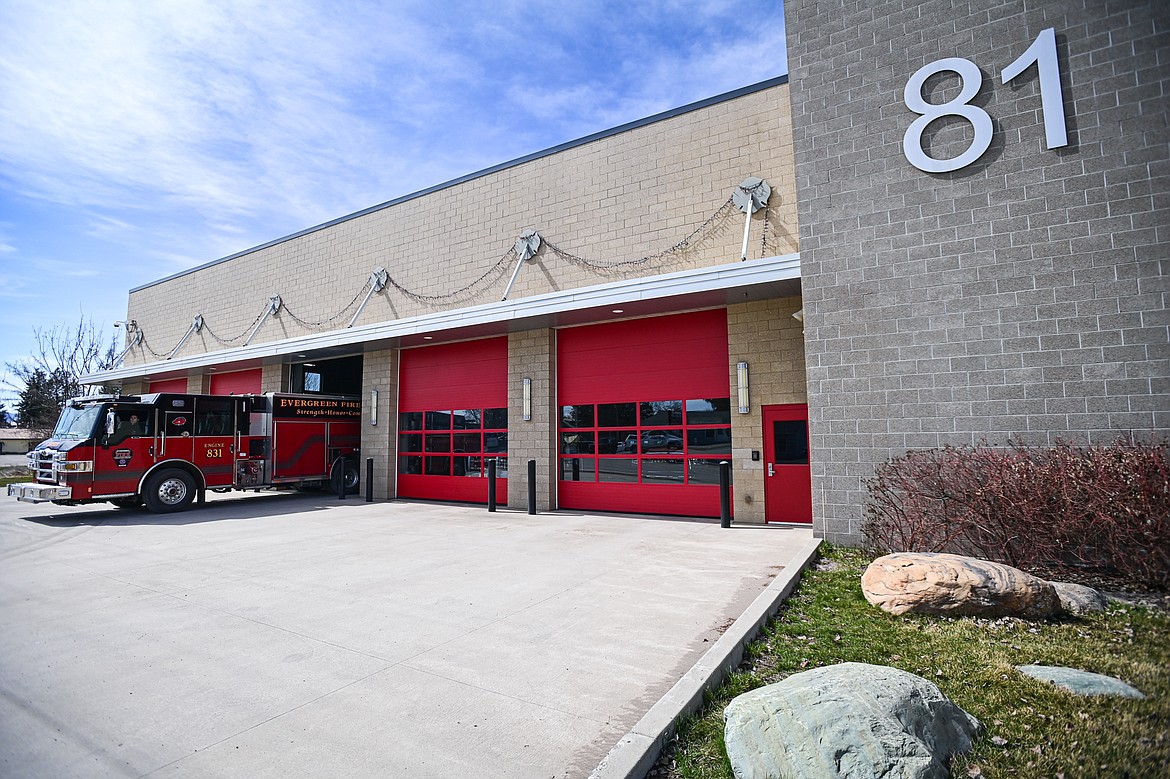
{"left": 84, "top": 253, "right": 801, "bottom": 385}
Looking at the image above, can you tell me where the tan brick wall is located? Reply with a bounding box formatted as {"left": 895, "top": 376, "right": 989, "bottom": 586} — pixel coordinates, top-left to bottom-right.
{"left": 360, "top": 348, "right": 398, "bottom": 500}
{"left": 727, "top": 295, "right": 807, "bottom": 524}
{"left": 260, "top": 363, "right": 286, "bottom": 393}
{"left": 122, "top": 83, "right": 798, "bottom": 365}
{"left": 507, "top": 330, "right": 555, "bottom": 511}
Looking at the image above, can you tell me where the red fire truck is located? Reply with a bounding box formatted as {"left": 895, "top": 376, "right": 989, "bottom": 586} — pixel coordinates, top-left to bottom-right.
{"left": 8, "top": 392, "right": 361, "bottom": 513}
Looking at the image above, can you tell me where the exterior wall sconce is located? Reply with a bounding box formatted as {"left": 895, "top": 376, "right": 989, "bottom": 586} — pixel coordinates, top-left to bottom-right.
{"left": 370, "top": 388, "right": 378, "bottom": 426}
{"left": 522, "top": 377, "right": 532, "bottom": 421}
{"left": 736, "top": 361, "right": 750, "bottom": 414}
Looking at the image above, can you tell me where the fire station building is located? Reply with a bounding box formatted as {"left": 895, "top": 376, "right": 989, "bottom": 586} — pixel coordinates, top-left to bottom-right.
{"left": 89, "top": 0, "right": 1168, "bottom": 545}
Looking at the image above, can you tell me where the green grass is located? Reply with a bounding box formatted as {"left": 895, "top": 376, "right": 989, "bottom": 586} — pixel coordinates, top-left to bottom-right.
{"left": 0, "top": 467, "right": 31, "bottom": 487}
{"left": 659, "top": 546, "right": 1170, "bottom": 779}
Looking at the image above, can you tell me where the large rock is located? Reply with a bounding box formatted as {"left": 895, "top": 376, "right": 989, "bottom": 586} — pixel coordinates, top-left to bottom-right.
{"left": 1049, "top": 581, "right": 1109, "bottom": 615}
{"left": 724, "top": 663, "right": 980, "bottom": 779}
{"left": 861, "top": 552, "right": 1060, "bottom": 617}
{"left": 1016, "top": 665, "right": 1146, "bottom": 698}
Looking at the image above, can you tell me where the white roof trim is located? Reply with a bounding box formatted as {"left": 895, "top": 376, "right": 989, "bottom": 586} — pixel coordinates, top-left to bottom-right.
{"left": 85, "top": 253, "right": 800, "bottom": 384}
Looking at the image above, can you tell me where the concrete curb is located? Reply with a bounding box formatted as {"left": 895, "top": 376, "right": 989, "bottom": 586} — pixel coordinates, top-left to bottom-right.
{"left": 589, "top": 536, "right": 823, "bottom": 779}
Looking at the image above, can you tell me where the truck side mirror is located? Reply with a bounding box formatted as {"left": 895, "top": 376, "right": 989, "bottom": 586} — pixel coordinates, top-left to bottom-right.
{"left": 105, "top": 411, "right": 116, "bottom": 437}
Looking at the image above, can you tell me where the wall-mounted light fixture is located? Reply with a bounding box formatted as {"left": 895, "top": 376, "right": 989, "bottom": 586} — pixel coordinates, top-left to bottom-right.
{"left": 522, "top": 377, "right": 532, "bottom": 421}
{"left": 370, "top": 388, "right": 378, "bottom": 426}
{"left": 792, "top": 309, "right": 804, "bottom": 323}
{"left": 736, "top": 361, "right": 750, "bottom": 414}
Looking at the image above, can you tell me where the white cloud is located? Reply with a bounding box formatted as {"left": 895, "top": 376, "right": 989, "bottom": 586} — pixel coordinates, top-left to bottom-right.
{"left": 0, "top": 0, "right": 788, "bottom": 272}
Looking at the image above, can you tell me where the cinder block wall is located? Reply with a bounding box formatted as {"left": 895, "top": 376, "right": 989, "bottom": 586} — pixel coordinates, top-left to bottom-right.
{"left": 260, "top": 363, "right": 285, "bottom": 393}
{"left": 727, "top": 296, "right": 809, "bottom": 524}
{"left": 508, "top": 330, "right": 556, "bottom": 511}
{"left": 786, "top": 0, "right": 1169, "bottom": 544}
{"left": 360, "top": 348, "right": 398, "bottom": 500}
{"left": 122, "top": 83, "right": 799, "bottom": 365}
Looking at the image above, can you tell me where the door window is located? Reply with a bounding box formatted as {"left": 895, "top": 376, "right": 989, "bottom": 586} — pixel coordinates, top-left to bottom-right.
{"left": 399, "top": 407, "right": 508, "bottom": 478}
{"left": 108, "top": 408, "right": 151, "bottom": 445}
{"left": 772, "top": 420, "right": 809, "bottom": 465}
{"left": 558, "top": 398, "right": 731, "bottom": 485}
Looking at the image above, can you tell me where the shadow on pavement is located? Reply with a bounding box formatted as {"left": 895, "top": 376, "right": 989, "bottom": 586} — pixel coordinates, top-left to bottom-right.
{"left": 21, "top": 491, "right": 356, "bottom": 527}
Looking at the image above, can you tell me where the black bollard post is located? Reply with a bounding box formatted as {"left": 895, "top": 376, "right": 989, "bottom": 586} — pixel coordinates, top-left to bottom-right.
{"left": 365, "top": 457, "right": 373, "bottom": 503}
{"left": 719, "top": 460, "right": 731, "bottom": 528}
{"left": 527, "top": 459, "right": 537, "bottom": 515}
{"left": 487, "top": 459, "right": 497, "bottom": 512}
{"left": 337, "top": 456, "right": 347, "bottom": 500}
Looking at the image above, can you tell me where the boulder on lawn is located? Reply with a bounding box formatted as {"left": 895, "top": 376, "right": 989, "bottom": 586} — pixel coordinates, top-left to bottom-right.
{"left": 1016, "top": 665, "right": 1146, "bottom": 698}
{"left": 861, "top": 552, "right": 1060, "bottom": 617}
{"left": 724, "top": 663, "right": 980, "bottom": 779}
{"left": 1049, "top": 581, "right": 1108, "bottom": 615}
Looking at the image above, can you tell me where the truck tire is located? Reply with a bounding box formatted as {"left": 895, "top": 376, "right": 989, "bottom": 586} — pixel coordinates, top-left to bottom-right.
{"left": 144, "top": 468, "right": 197, "bottom": 513}
{"left": 330, "top": 460, "right": 360, "bottom": 495}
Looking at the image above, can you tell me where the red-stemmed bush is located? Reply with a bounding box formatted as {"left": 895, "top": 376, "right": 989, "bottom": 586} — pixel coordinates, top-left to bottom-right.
{"left": 862, "top": 439, "right": 1170, "bottom": 589}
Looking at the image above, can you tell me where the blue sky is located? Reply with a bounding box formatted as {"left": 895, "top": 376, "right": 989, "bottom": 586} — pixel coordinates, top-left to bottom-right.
{"left": 0, "top": 0, "right": 788, "bottom": 408}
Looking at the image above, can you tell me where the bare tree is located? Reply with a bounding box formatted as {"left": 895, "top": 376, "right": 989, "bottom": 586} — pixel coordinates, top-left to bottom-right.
{"left": 4, "top": 315, "right": 120, "bottom": 431}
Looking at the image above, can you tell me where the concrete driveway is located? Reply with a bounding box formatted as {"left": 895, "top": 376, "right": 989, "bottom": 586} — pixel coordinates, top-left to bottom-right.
{"left": 0, "top": 491, "right": 814, "bottom": 778}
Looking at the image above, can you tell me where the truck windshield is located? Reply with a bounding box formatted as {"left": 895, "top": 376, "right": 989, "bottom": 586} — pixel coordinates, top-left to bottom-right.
{"left": 51, "top": 405, "right": 104, "bottom": 441}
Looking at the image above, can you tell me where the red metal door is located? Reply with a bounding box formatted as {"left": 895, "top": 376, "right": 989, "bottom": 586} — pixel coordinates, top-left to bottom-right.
{"left": 192, "top": 397, "right": 240, "bottom": 488}
{"left": 209, "top": 368, "right": 261, "bottom": 395}
{"left": 92, "top": 406, "right": 157, "bottom": 497}
{"left": 397, "top": 338, "right": 509, "bottom": 504}
{"left": 160, "top": 409, "right": 195, "bottom": 464}
{"left": 556, "top": 310, "right": 731, "bottom": 517}
{"left": 762, "top": 404, "right": 812, "bottom": 524}
{"left": 272, "top": 420, "right": 328, "bottom": 480}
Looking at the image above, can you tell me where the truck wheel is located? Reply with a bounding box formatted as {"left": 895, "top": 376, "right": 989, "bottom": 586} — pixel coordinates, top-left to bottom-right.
{"left": 330, "top": 461, "right": 360, "bottom": 495}
{"left": 144, "top": 469, "right": 196, "bottom": 513}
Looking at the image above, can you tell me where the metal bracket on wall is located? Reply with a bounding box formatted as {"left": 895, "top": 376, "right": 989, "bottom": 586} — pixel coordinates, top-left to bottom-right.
{"left": 733, "top": 177, "right": 771, "bottom": 260}
{"left": 112, "top": 325, "right": 144, "bottom": 366}
{"left": 348, "top": 266, "right": 389, "bottom": 328}
{"left": 502, "top": 230, "right": 542, "bottom": 301}
{"left": 244, "top": 295, "right": 282, "bottom": 346}
{"left": 167, "top": 315, "right": 203, "bottom": 360}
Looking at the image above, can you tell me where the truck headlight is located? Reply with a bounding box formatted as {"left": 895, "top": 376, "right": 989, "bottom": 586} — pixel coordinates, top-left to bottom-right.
{"left": 57, "top": 460, "right": 93, "bottom": 473}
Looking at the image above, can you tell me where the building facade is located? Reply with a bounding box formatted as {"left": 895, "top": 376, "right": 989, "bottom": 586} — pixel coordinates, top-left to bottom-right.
{"left": 89, "top": 0, "right": 1169, "bottom": 542}
{"left": 786, "top": 0, "right": 1168, "bottom": 543}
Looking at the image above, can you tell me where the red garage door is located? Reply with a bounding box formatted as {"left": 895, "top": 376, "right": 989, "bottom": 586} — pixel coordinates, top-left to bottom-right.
{"left": 397, "top": 338, "right": 508, "bottom": 504}
{"left": 209, "top": 368, "right": 261, "bottom": 395}
{"left": 557, "top": 309, "right": 732, "bottom": 517}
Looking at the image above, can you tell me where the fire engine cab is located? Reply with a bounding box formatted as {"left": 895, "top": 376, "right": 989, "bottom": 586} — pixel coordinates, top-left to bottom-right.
{"left": 8, "top": 392, "right": 361, "bottom": 513}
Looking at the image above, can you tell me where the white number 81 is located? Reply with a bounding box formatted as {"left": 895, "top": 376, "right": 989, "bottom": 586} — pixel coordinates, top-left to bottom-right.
{"left": 903, "top": 28, "right": 1068, "bottom": 173}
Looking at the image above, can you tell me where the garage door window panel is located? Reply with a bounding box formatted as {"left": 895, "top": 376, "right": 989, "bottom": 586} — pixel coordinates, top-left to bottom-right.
{"left": 402, "top": 406, "right": 506, "bottom": 481}
{"left": 687, "top": 458, "right": 723, "bottom": 485}
{"left": 561, "top": 405, "right": 595, "bottom": 428}
{"left": 561, "top": 432, "right": 595, "bottom": 454}
{"left": 558, "top": 400, "right": 731, "bottom": 486}
{"left": 598, "top": 457, "right": 638, "bottom": 483}
{"left": 560, "top": 458, "right": 596, "bottom": 482}
{"left": 642, "top": 458, "right": 685, "bottom": 484}
{"left": 598, "top": 403, "right": 637, "bottom": 427}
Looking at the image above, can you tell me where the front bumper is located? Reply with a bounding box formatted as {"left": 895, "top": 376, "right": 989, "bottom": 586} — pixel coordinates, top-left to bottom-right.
{"left": 8, "top": 483, "right": 72, "bottom": 503}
